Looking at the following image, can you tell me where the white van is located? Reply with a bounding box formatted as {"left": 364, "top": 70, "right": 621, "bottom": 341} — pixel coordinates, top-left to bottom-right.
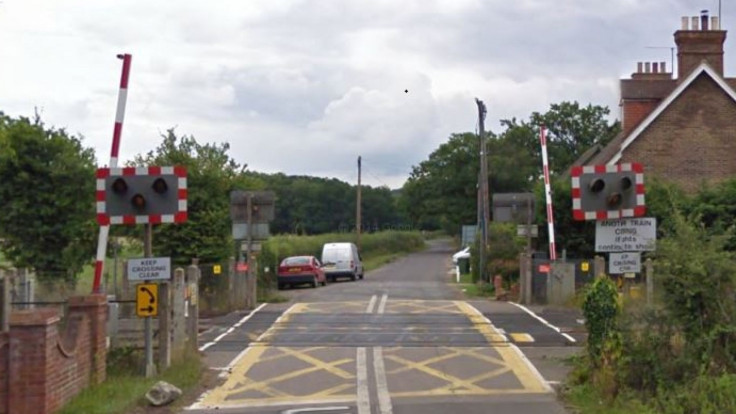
{"left": 321, "top": 242, "right": 364, "bottom": 282}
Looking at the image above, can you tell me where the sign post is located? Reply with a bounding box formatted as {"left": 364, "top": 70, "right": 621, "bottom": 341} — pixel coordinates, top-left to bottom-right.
{"left": 230, "top": 190, "right": 275, "bottom": 309}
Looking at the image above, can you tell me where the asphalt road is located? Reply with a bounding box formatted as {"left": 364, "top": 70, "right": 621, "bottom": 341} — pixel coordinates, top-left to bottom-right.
{"left": 189, "top": 239, "right": 581, "bottom": 414}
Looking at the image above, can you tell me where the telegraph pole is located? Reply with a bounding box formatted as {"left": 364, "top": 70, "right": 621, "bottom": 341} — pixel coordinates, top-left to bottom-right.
{"left": 476, "top": 99, "right": 490, "bottom": 283}
{"left": 356, "top": 156, "right": 362, "bottom": 251}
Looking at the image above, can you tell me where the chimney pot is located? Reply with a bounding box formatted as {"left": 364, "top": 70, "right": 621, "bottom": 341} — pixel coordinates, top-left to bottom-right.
{"left": 701, "top": 10, "right": 709, "bottom": 30}
{"left": 653, "top": 62, "right": 659, "bottom": 73}
{"left": 692, "top": 16, "right": 700, "bottom": 31}
{"left": 712, "top": 16, "right": 720, "bottom": 30}
{"left": 637, "top": 62, "right": 643, "bottom": 72}
{"left": 682, "top": 16, "right": 689, "bottom": 30}
{"left": 661, "top": 61, "right": 666, "bottom": 73}
{"left": 645, "top": 62, "right": 651, "bottom": 73}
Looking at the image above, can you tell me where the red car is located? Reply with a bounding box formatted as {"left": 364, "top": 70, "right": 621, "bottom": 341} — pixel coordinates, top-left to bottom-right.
{"left": 277, "top": 256, "right": 326, "bottom": 289}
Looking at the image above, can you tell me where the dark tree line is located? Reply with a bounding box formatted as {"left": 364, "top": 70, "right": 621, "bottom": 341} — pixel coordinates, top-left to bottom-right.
{"left": 251, "top": 172, "right": 403, "bottom": 235}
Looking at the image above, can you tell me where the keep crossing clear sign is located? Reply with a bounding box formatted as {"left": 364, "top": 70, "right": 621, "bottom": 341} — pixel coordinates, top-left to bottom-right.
{"left": 595, "top": 217, "right": 656, "bottom": 252}
{"left": 127, "top": 257, "right": 171, "bottom": 281}
{"left": 609, "top": 252, "right": 641, "bottom": 274}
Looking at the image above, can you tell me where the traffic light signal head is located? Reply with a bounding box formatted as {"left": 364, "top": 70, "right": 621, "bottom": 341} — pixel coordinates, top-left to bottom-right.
{"left": 571, "top": 163, "right": 645, "bottom": 220}
{"left": 97, "top": 166, "right": 188, "bottom": 225}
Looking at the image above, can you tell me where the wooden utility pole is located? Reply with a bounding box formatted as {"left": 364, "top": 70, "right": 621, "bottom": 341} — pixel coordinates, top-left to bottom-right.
{"left": 356, "top": 156, "right": 362, "bottom": 251}
{"left": 476, "top": 99, "right": 490, "bottom": 283}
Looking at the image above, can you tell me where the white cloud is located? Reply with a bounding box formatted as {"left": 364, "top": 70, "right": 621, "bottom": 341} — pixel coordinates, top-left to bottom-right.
{"left": 1, "top": 0, "right": 733, "bottom": 188}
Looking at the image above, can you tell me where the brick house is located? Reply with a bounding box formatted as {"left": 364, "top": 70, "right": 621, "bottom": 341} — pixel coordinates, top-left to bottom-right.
{"left": 579, "top": 11, "right": 736, "bottom": 192}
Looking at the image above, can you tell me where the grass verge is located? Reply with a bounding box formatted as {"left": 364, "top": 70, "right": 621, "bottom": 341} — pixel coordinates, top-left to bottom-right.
{"left": 453, "top": 272, "right": 495, "bottom": 298}
{"left": 563, "top": 383, "right": 655, "bottom": 414}
{"left": 58, "top": 348, "right": 203, "bottom": 414}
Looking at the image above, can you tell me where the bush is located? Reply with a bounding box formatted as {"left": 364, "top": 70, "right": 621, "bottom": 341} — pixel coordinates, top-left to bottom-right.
{"left": 582, "top": 275, "right": 622, "bottom": 399}
{"left": 567, "top": 210, "right": 736, "bottom": 412}
{"left": 654, "top": 374, "right": 736, "bottom": 414}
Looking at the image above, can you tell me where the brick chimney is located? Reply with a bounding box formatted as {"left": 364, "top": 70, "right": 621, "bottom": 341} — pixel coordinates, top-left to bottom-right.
{"left": 675, "top": 10, "right": 726, "bottom": 79}
{"left": 620, "top": 61, "right": 674, "bottom": 134}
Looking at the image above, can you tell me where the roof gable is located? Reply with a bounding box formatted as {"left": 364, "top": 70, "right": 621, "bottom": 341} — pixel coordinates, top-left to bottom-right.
{"left": 610, "top": 62, "right": 736, "bottom": 164}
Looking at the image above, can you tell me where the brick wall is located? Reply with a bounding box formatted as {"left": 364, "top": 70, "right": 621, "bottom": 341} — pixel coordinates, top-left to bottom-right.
{"left": 621, "top": 73, "right": 736, "bottom": 192}
{"left": 0, "top": 295, "right": 107, "bottom": 414}
{"left": 622, "top": 100, "right": 659, "bottom": 135}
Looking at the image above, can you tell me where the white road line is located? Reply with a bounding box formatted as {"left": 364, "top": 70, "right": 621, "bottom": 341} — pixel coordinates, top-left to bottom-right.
{"left": 464, "top": 303, "right": 552, "bottom": 394}
{"left": 256, "top": 303, "right": 297, "bottom": 343}
{"left": 199, "top": 303, "right": 268, "bottom": 351}
{"left": 508, "top": 343, "right": 554, "bottom": 393}
{"left": 377, "top": 294, "right": 388, "bottom": 314}
{"left": 219, "top": 346, "right": 256, "bottom": 378}
{"left": 282, "top": 406, "right": 351, "bottom": 414}
{"left": 507, "top": 302, "right": 577, "bottom": 343}
{"left": 373, "top": 347, "right": 393, "bottom": 414}
{"left": 221, "top": 303, "right": 299, "bottom": 375}
{"left": 356, "top": 348, "right": 371, "bottom": 414}
{"left": 366, "top": 295, "right": 377, "bottom": 313}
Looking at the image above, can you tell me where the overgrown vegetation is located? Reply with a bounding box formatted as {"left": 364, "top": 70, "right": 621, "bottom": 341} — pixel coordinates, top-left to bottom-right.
{"left": 566, "top": 210, "right": 736, "bottom": 413}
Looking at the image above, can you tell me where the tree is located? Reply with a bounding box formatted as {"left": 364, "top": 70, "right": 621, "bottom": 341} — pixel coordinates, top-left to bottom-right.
{"left": 500, "top": 101, "right": 620, "bottom": 176}
{"left": 130, "top": 129, "right": 263, "bottom": 264}
{"left": 360, "top": 186, "right": 401, "bottom": 232}
{"left": 252, "top": 173, "right": 399, "bottom": 235}
{"left": 0, "top": 112, "right": 97, "bottom": 280}
{"left": 400, "top": 101, "right": 619, "bottom": 235}
{"left": 399, "top": 133, "right": 480, "bottom": 233}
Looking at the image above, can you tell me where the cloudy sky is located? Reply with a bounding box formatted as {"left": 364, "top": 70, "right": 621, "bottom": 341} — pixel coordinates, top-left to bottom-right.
{"left": 1, "top": 0, "right": 732, "bottom": 188}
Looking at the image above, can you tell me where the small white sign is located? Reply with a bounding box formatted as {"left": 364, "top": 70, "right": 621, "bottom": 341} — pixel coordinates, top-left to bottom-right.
{"left": 127, "top": 257, "right": 171, "bottom": 281}
{"left": 609, "top": 252, "right": 641, "bottom": 274}
{"left": 516, "top": 225, "right": 538, "bottom": 237}
{"left": 595, "top": 217, "right": 657, "bottom": 252}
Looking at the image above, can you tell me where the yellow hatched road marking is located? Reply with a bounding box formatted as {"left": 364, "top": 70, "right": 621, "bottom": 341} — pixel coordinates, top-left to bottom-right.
{"left": 277, "top": 348, "right": 355, "bottom": 379}
{"left": 510, "top": 333, "right": 535, "bottom": 343}
{"left": 201, "top": 345, "right": 268, "bottom": 404}
{"left": 454, "top": 301, "right": 550, "bottom": 393}
{"left": 291, "top": 301, "right": 368, "bottom": 314}
{"left": 224, "top": 358, "right": 352, "bottom": 396}
{"left": 389, "top": 388, "right": 546, "bottom": 398}
{"left": 199, "top": 346, "right": 356, "bottom": 406}
{"left": 383, "top": 300, "right": 464, "bottom": 314}
{"left": 384, "top": 352, "right": 508, "bottom": 394}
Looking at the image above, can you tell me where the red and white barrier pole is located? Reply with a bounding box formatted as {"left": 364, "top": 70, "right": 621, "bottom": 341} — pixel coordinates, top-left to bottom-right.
{"left": 92, "top": 53, "right": 132, "bottom": 293}
{"left": 540, "top": 125, "right": 557, "bottom": 261}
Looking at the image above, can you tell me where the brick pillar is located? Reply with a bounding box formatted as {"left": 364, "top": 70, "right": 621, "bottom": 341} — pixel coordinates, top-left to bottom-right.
{"left": 8, "top": 308, "right": 60, "bottom": 414}
{"left": 68, "top": 295, "right": 108, "bottom": 384}
{"left": 0, "top": 332, "right": 8, "bottom": 414}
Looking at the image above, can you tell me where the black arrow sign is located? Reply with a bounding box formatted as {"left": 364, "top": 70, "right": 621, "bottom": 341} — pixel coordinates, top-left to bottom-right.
{"left": 140, "top": 286, "right": 156, "bottom": 304}
{"left": 139, "top": 305, "right": 154, "bottom": 314}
